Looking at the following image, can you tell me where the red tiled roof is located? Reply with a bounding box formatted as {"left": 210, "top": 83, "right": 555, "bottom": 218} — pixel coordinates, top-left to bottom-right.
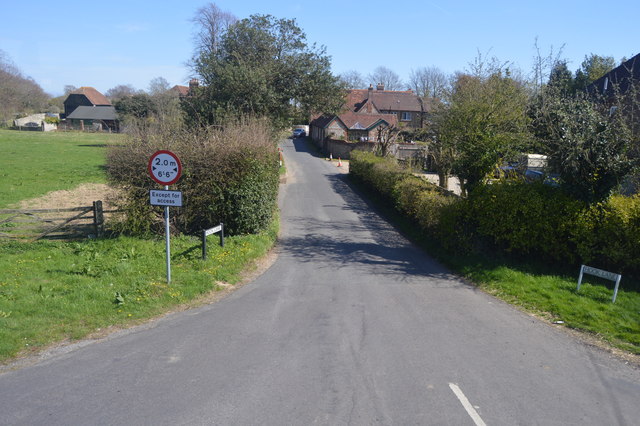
{"left": 347, "top": 88, "right": 422, "bottom": 113}
{"left": 337, "top": 111, "right": 397, "bottom": 130}
{"left": 71, "top": 87, "right": 111, "bottom": 106}
{"left": 171, "top": 85, "right": 190, "bottom": 96}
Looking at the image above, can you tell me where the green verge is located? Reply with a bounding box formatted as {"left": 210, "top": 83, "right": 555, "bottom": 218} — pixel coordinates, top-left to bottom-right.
{"left": 0, "top": 217, "right": 278, "bottom": 363}
{"left": 348, "top": 176, "right": 640, "bottom": 355}
{"left": 0, "top": 130, "right": 123, "bottom": 208}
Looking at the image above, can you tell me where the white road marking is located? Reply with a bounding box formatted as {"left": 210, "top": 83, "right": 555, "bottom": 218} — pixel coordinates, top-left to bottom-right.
{"left": 449, "top": 383, "right": 488, "bottom": 426}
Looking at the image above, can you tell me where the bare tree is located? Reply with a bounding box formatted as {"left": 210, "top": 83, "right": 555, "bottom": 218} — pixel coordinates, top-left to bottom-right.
{"left": 0, "top": 49, "right": 49, "bottom": 125}
{"left": 375, "top": 123, "right": 400, "bottom": 157}
{"left": 190, "top": 2, "right": 237, "bottom": 70}
{"left": 368, "top": 66, "right": 404, "bottom": 91}
{"left": 339, "top": 70, "right": 366, "bottom": 89}
{"left": 530, "top": 38, "right": 565, "bottom": 94}
{"left": 63, "top": 85, "right": 78, "bottom": 95}
{"left": 147, "top": 76, "right": 182, "bottom": 126}
{"left": 148, "top": 76, "right": 171, "bottom": 96}
{"left": 408, "top": 66, "right": 448, "bottom": 99}
{"left": 105, "top": 84, "right": 138, "bottom": 102}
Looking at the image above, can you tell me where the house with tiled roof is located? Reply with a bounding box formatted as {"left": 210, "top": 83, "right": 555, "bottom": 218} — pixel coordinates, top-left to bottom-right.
{"left": 310, "top": 83, "right": 428, "bottom": 144}
{"left": 169, "top": 79, "right": 200, "bottom": 98}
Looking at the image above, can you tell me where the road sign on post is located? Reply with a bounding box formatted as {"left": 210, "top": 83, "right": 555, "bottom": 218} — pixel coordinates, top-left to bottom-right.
{"left": 148, "top": 150, "right": 182, "bottom": 186}
{"left": 148, "top": 150, "right": 182, "bottom": 284}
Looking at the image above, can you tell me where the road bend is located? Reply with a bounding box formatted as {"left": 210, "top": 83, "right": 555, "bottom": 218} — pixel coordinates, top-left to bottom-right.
{"left": 1, "top": 138, "right": 639, "bottom": 425}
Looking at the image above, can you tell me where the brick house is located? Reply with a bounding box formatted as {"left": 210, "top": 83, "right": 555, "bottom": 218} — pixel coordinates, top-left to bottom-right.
{"left": 310, "top": 83, "right": 428, "bottom": 143}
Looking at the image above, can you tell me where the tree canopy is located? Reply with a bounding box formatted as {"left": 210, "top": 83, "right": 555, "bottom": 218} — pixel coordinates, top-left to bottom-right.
{"left": 573, "top": 54, "right": 616, "bottom": 91}
{"left": 187, "top": 12, "right": 344, "bottom": 128}
{"left": 436, "top": 71, "right": 530, "bottom": 194}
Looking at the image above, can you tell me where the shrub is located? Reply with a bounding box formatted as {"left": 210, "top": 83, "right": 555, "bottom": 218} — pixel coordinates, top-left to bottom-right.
{"left": 467, "top": 182, "right": 583, "bottom": 262}
{"left": 352, "top": 148, "right": 640, "bottom": 280}
{"left": 107, "top": 119, "right": 279, "bottom": 236}
{"left": 351, "top": 151, "right": 465, "bottom": 248}
{"left": 572, "top": 195, "right": 640, "bottom": 275}
{"left": 350, "top": 151, "right": 409, "bottom": 201}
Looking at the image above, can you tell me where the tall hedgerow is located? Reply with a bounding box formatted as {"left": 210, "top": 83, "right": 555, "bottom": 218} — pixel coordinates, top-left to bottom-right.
{"left": 107, "top": 119, "right": 279, "bottom": 236}
{"left": 350, "top": 150, "right": 640, "bottom": 284}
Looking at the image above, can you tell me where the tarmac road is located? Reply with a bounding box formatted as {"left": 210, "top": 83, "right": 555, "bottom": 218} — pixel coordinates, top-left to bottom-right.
{"left": 1, "top": 138, "right": 639, "bottom": 425}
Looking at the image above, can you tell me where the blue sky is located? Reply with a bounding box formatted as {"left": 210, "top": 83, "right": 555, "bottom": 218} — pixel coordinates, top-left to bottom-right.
{"left": 1, "top": 1, "right": 638, "bottom": 96}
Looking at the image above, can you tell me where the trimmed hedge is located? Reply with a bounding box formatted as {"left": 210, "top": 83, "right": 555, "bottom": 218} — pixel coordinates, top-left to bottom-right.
{"left": 349, "top": 151, "right": 640, "bottom": 283}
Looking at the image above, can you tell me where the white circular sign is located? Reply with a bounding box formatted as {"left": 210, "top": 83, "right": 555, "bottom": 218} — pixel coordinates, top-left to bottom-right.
{"left": 148, "top": 150, "right": 182, "bottom": 185}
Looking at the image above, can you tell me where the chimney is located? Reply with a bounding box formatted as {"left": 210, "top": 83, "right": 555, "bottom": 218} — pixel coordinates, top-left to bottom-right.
{"left": 367, "top": 85, "right": 373, "bottom": 113}
{"left": 376, "top": 82, "right": 385, "bottom": 91}
{"left": 189, "top": 79, "right": 199, "bottom": 90}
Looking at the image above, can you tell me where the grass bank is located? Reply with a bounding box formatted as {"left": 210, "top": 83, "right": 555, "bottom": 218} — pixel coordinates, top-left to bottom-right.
{"left": 0, "top": 130, "right": 123, "bottom": 208}
{"left": 0, "top": 218, "right": 278, "bottom": 363}
{"left": 0, "top": 129, "right": 280, "bottom": 364}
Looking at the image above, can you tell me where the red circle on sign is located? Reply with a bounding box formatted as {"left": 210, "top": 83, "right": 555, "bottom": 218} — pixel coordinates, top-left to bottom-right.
{"left": 148, "top": 150, "right": 182, "bottom": 186}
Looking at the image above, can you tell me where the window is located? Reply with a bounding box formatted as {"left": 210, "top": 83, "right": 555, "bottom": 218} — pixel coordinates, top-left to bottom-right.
{"left": 401, "top": 112, "right": 412, "bottom": 121}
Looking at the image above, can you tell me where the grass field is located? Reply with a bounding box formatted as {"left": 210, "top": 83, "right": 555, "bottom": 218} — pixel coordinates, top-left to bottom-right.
{"left": 0, "top": 129, "right": 279, "bottom": 363}
{"left": 0, "top": 130, "right": 123, "bottom": 208}
{"left": 0, "top": 222, "right": 277, "bottom": 362}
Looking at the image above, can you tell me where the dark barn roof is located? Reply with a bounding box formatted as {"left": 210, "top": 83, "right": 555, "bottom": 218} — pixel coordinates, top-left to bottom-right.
{"left": 66, "top": 106, "right": 118, "bottom": 121}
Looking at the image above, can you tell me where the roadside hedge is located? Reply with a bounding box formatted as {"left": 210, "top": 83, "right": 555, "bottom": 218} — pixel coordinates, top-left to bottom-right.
{"left": 349, "top": 151, "right": 640, "bottom": 282}
{"left": 107, "top": 119, "right": 279, "bottom": 236}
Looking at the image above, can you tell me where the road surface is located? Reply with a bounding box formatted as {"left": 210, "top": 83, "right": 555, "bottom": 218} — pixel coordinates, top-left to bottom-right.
{"left": 1, "top": 138, "right": 639, "bottom": 425}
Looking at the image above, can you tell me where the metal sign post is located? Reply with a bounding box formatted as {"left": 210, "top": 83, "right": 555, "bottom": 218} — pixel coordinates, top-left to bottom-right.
{"left": 148, "top": 150, "right": 183, "bottom": 284}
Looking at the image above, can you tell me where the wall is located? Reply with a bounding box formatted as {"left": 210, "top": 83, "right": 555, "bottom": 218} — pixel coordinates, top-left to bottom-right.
{"left": 316, "top": 139, "right": 375, "bottom": 159}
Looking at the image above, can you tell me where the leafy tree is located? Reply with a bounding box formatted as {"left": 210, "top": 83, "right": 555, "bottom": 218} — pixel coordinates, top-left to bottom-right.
{"left": 528, "top": 61, "right": 575, "bottom": 151}
{"left": 188, "top": 12, "right": 344, "bottom": 128}
{"left": 573, "top": 54, "right": 616, "bottom": 91}
{"left": 115, "top": 93, "right": 157, "bottom": 119}
{"left": 368, "top": 66, "right": 404, "bottom": 90}
{"left": 547, "top": 60, "right": 574, "bottom": 94}
{"left": 436, "top": 71, "right": 530, "bottom": 194}
{"left": 540, "top": 94, "right": 633, "bottom": 204}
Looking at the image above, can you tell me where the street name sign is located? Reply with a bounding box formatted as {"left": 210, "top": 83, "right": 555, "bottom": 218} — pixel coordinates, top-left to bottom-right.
{"left": 148, "top": 150, "right": 182, "bottom": 186}
{"left": 577, "top": 264, "right": 622, "bottom": 303}
{"left": 150, "top": 190, "right": 183, "bottom": 207}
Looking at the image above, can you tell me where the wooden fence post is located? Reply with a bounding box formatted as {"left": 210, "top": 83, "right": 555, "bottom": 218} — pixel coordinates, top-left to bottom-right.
{"left": 93, "top": 201, "right": 104, "bottom": 238}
